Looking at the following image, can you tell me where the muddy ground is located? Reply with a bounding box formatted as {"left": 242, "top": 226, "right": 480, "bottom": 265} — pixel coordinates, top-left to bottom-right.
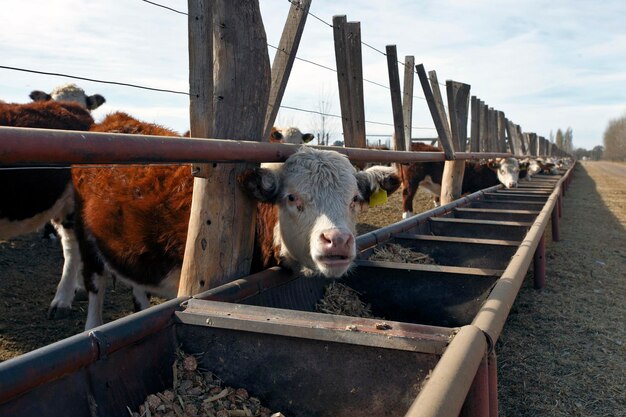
{"left": 0, "top": 162, "right": 624, "bottom": 416}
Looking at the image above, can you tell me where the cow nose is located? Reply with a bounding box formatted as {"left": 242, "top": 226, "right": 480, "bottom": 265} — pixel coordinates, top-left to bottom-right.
{"left": 508, "top": 181, "right": 517, "bottom": 188}
{"left": 319, "top": 229, "right": 353, "bottom": 249}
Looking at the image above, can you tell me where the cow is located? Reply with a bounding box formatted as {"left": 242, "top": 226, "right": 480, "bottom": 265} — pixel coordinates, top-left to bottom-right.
{"left": 71, "top": 118, "right": 400, "bottom": 329}
{"left": 269, "top": 126, "right": 315, "bottom": 144}
{"left": 0, "top": 85, "right": 104, "bottom": 319}
{"left": 29, "top": 83, "right": 106, "bottom": 111}
{"left": 399, "top": 143, "right": 521, "bottom": 218}
{"left": 519, "top": 158, "right": 543, "bottom": 181}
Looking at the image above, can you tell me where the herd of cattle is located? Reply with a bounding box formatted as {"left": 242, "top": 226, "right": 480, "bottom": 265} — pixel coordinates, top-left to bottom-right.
{"left": 0, "top": 84, "right": 569, "bottom": 330}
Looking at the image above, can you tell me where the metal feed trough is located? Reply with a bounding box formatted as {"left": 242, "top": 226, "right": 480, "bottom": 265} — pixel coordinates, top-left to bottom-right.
{"left": 0, "top": 165, "right": 573, "bottom": 417}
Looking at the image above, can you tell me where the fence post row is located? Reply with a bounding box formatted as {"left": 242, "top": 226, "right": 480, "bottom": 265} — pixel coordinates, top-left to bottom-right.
{"left": 333, "top": 15, "right": 366, "bottom": 150}
{"left": 179, "top": 0, "right": 271, "bottom": 296}
{"left": 262, "top": 0, "right": 311, "bottom": 141}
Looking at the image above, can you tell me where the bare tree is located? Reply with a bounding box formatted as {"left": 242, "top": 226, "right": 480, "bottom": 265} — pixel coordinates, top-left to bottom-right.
{"left": 310, "top": 85, "right": 338, "bottom": 146}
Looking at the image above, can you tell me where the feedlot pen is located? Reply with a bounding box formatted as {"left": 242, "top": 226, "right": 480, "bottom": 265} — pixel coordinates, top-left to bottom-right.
{"left": 0, "top": 166, "right": 574, "bottom": 417}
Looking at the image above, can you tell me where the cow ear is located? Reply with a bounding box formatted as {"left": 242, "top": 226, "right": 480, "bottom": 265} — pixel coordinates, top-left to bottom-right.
{"left": 355, "top": 165, "right": 401, "bottom": 202}
{"left": 29, "top": 90, "right": 52, "bottom": 102}
{"left": 86, "top": 94, "right": 106, "bottom": 110}
{"left": 302, "top": 133, "right": 315, "bottom": 143}
{"left": 238, "top": 167, "right": 280, "bottom": 203}
{"left": 487, "top": 159, "right": 499, "bottom": 170}
{"left": 270, "top": 130, "right": 283, "bottom": 142}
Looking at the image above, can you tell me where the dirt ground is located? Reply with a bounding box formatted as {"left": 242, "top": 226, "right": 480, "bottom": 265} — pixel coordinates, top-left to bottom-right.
{"left": 0, "top": 162, "right": 624, "bottom": 416}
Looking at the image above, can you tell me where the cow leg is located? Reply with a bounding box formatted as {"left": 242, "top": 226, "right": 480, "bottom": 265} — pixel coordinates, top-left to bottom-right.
{"left": 48, "top": 220, "right": 83, "bottom": 319}
{"left": 85, "top": 272, "right": 107, "bottom": 330}
{"left": 402, "top": 183, "right": 418, "bottom": 219}
{"left": 132, "top": 286, "right": 151, "bottom": 312}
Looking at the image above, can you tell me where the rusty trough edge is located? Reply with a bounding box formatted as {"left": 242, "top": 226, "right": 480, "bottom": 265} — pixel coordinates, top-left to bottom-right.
{"left": 471, "top": 166, "right": 572, "bottom": 346}
{"left": 0, "top": 296, "right": 189, "bottom": 406}
{"left": 404, "top": 325, "right": 488, "bottom": 417}
{"left": 0, "top": 126, "right": 511, "bottom": 166}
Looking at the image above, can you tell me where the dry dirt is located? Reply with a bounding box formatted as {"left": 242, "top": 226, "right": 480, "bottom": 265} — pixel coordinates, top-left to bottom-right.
{"left": 0, "top": 162, "right": 624, "bottom": 416}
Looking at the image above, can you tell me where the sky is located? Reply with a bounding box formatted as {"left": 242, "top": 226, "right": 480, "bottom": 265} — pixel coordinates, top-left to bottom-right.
{"left": 1, "top": 0, "right": 625, "bottom": 150}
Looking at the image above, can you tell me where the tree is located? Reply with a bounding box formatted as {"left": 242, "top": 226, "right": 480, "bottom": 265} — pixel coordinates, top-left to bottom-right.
{"left": 310, "top": 85, "right": 338, "bottom": 146}
{"left": 563, "top": 127, "right": 573, "bottom": 153}
{"left": 555, "top": 129, "right": 564, "bottom": 149}
{"left": 603, "top": 115, "right": 626, "bottom": 161}
{"left": 591, "top": 145, "right": 604, "bottom": 161}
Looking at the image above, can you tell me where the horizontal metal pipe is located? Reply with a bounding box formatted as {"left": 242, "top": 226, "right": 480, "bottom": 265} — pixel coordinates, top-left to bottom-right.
{"left": 471, "top": 166, "right": 573, "bottom": 344}
{"left": 0, "top": 126, "right": 511, "bottom": 166}
{"left": 405, "top": 325, "right": 488, "bottom": 417}
{"left": 0, "top": 296, "right": 187, "bottom": 405}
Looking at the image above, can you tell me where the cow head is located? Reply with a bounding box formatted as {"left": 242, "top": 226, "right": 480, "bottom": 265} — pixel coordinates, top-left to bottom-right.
{"left": 30, "top": 83, "right": 106, "bottom": 111}
{"left": 488, "top": 157, "right": 520, "bottom": 188}
{"left": 269, "top": 126, "right": 315, "bottom": 144}
{"left": 239, "top": 147, "right": 399, "bottom": 277}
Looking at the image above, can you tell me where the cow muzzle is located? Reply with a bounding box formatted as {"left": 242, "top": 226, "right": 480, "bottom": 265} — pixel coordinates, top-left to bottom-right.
{"left": 313, "top": 228, "right": 355, "bottom": 277}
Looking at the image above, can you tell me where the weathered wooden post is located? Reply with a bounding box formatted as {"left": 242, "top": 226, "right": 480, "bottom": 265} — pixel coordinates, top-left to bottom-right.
{"left": 441, "top": 80, "right": 471, "bottom": 205}
{"left": 416, "top": 64, "right": 467, "bottom": 205}
{"left": 496, "top": 111, "right": 507, "bottom": 153}
{"left": 263, "top": 0, "right": 311, "bottom": 140}
{"left": 479, "top": 101, "right": 488, "bottom": 153}
{"left": 333, "top": 16, "right": 366, "bottom": 150}
{"left": 179, "top": 0, "right": 271, "bottom": 296}
{"left": 386, "top": 45, "right": 406, "bottom": 151}
{"left": 402, "top": 55, "right": 415, "bottom": 151}
{"left": 415, "top": 64, "right": 454, "bottom": 159}
{"left": 470, "top": 96, "right": 480, "bottom": 152}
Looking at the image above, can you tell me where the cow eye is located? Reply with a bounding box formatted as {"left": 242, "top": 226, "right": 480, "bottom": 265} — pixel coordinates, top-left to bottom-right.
{"left": 287, "top": 194, "right": 296, "bottom": 202}
{"left": 352, "top": 195, "right": 359, "bottom": 203}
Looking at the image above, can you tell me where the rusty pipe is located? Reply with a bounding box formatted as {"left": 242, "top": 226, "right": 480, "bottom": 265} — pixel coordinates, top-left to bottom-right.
{"left": 0, "top": 126, "right": 513, "bottom": 166}
{"left": 404, "top": 325, "right": 488, "bottom": 417}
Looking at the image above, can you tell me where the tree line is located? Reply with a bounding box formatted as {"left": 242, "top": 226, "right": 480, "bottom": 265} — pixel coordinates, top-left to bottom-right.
{"left": 602, "top": 114, "right": 626, "bottom": 161}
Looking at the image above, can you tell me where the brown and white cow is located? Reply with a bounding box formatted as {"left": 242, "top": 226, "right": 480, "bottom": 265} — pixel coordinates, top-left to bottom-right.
{"left": 29, "top": 83, "right": 106, "bottom": 111}
{"left": 269, "top": 126, "right": 315, "bottom": 144}
{"left": 72, "top": 116, "right": 400, "bottom": 329}
{"left": 400, "top": 143, "right": 521, "bottom": 218}
{"left": 0, "top": 91, "right": 104, "bottom": 318}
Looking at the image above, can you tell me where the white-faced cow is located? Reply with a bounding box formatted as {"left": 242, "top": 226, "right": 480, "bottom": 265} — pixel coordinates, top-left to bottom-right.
{"left": 29, "top": 83, "right": 106, "bottom": 111}
{"left": 400, "top": 142, "right": 521, "bottom": 218}
{"left": 269, "top": 126, "right": 315, "bottom": 144}
{"left": 0, "top": 89, "right": 107, "bottom": 318}
{"left": 72, "top": 118, "right": 400, "bottom": 329}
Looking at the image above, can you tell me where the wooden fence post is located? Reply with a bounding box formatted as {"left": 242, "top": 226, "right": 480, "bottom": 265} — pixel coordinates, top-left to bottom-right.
{"left": 386, "top": 45, "right": 405, "bottom": 151}
{"left": 179, "top": 0, "right": 270, "bottom": 296}
{"left": 496, "top": 111, "right": 507, "bottom": 153}
{"left": 518, "top": 126, "right": 528, "bottom": 156}
{"left": 333, "top": 16, "right": 366, "bottom": 150}
{"left": 470, "top": 96, "right": 479, "bottom": 152}
{"left": 263, "top": 0, "right": 311, "bottom": 140}
{"left": 487, "top": 107, "right": 496, "bottom": 152}
{"left": 506, "top": 120, "right": 520, "bottom": 155}
{"left": 441, "top": 80, "right": 471, "bottom": 205}
{"left": 479, "top": 101, "right": 488, "bottom": 153}
{"left": 415, "top": 64, "right": 454, "bottom": 159}
{"left": 403, "top": 55, "right": 415, "bottom": 151}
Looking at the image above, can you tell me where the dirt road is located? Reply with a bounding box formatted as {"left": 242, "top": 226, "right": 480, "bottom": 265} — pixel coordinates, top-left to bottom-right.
{"left": 497, "top": 161, "right": 626, "bottom": 417}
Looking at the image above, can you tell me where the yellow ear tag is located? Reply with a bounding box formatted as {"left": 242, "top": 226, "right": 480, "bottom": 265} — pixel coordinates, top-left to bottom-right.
{"left": 369, "top": 189, "right": 388, "bottom": 207}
